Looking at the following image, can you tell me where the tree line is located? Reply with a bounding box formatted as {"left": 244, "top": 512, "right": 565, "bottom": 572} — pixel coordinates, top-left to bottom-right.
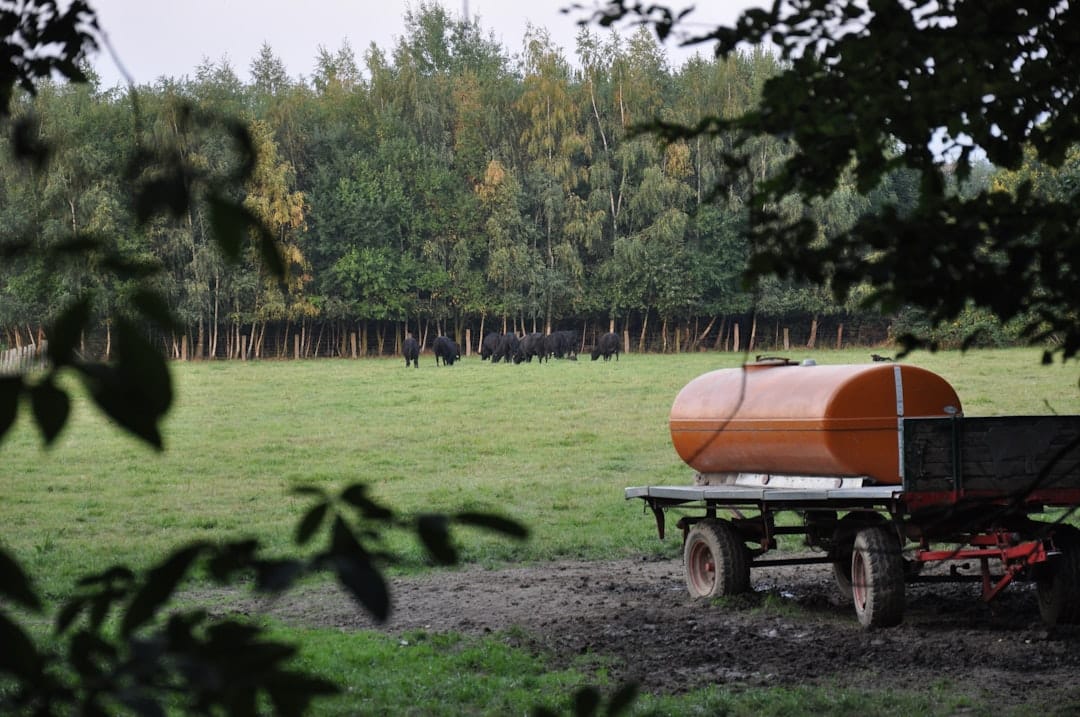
{"left": 1, "top": 2, "right": 1052, "bottom": 360}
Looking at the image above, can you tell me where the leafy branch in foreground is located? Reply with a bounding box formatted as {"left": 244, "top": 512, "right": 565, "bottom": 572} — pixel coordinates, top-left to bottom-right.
{"left": 0, "top": 483, "right": 528, "bottom": 715}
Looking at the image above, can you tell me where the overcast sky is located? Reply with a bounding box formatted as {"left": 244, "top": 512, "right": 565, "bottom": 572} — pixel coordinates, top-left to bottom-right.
{"left": 86, "top": 1, "right": 755, "bottom": 89}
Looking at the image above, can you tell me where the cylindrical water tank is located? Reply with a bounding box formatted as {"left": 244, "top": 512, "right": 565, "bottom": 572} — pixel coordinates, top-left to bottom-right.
{"left": 669, "top": 361, "right": 962, "bottom": 485}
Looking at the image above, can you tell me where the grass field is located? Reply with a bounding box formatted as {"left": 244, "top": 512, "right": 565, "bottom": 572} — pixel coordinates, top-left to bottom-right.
{"left": 3, "top": 347, "right": 1078, "bottom": 714}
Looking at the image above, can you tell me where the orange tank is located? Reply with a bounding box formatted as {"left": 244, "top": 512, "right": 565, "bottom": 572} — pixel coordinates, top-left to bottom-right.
{"left": 669, "top": 361, "right": 963, "bottom": 485}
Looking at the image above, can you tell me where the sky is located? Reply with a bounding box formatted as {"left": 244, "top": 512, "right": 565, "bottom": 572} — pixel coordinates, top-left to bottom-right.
{"left": 86, "top": 1, "right": 756, "bottom": 89}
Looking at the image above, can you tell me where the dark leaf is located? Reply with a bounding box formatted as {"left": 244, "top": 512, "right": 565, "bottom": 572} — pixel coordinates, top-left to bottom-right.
{"left": 295, "top": 502, "right": 328, "bottom": 545}
{"left": 0, "top": 547, "right": 40, "bottom": 610}
{"left": 47, "top": 297, "right": 92, "bottom": 367}
{"left": 265, "top": 672, "right": 341, "bottom": 716}
{"left": 330, "top": 517, "right": 389, "bottom": 621}
{"left": 77, "top": 319, "right": 172, "bottom": 449}
{"left": 454, "top": 512, "right": 529, "bottom": 540}
{"left": 253, "top": 559, "right": 304, "bottom": 593}
{"left": 134, "top": 173, "right": 189, "bottom": 223}
{"left": 340, "top": 484, "right": 393, "bottom": 521}
{"left": 11, "top": 115, "right": 50, "bottom": 169}
{"left": 226, "top": 120, "right": 257, "bottom": 181}
{"left": 69, "top": 631, "right": 116, "bottom": 679}
{"left": 330, "top": 515, "right": 366, "bottom": 556}
{"left": 207, "top": 193, "right": 250, "bottom": 263}
{"left": 130, "top": 289, "right": 182, "bottom": 333}
{"left": 417, "top": 514, "right": 456, "bottom": 566}
{"left": 257, "top": 224, "right": 287, "bottom": 282}
{"left": 56, "top": 597, "right": 87, "bottom": 634}
{"left": 52, "top": 234, "right": 105, "bottom": 255}
{"left": 333, "top": 552, "right": 390, "bottom": 622}
{"left": 76, "top": 565, "right": 135, "bottom": 587}
{"left": 79, "top": 363, "right": 164, "bottom": 450}
{"left": 206, "top": 539, "right": 259, "bottom": 581}
{"left": 121, "top": 543, "right": 208, "bottom": 637}
{"left": 30, "top": 379, "right": 70, "bottom": 445}
{"left": 114, "top": 318, "right": 173, "bottom": 417}
{"left": 574, "top": 686, "right": 602, "bottom": 717}
{"left": 0, "top": 612, "right": 43, "bottom": 679}
{"left": 292, "top": 485, "right": 325, "bottom": 498}
{"left": 0, "top": 376, "right": 22, "bottom": 443}
{"left": 606, "top": 683, "right": 639, "bottom": 716}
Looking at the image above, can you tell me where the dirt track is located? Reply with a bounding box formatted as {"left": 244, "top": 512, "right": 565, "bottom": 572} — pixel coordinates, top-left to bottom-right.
{"left": 214, "top": 554, "right": 1080, "bottom": 712}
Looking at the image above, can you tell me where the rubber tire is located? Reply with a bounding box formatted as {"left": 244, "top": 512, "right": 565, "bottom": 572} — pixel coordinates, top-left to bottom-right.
{"left": 1037, "top": 524, "right": 1080, "bottom": 626}
{"left": 831, "top": 512, "right": 886, "bottom": 601}
{"left": 851, "top": 524, "right": 905, "bottom": 629}
{"left": 683, "top": 520, "right": 750, "bottom": 598}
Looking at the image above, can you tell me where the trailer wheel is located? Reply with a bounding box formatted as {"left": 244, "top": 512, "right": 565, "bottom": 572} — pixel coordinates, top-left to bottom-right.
{"left": 684, "top": 520, "right": 750, "bottom": 598}
{"left": 851, "top": 525, "right": 905, "bottom": 628}
{"left": 831, "top": 512, "right": 885, "bottom": 601}
{"left": 1037, "top": 524, "right": 1080, "bottom": 626}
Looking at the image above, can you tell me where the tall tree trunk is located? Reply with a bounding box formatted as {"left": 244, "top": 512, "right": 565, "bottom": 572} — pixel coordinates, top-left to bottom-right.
{"left": 748, "top": 313, "right": 758, "bottom": 352}
{"left": 714, "top": 316, "right": 727, "bottom": 350}
{"left": 314, "top": 320, "right": 325, "bottom": 357}
{"left": 695, "top": 315, "right": 717, "bottom": 350}
{"left": 638, "top": 310, "right": 649, "bottom": 353}
{"left": 807, "top": 315, "right": 819, "bottom": 349}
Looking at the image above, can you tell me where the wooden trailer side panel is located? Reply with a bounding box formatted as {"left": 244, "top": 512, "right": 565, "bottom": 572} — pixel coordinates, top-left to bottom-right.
{"left": 902, "top": 416, "right": 1080, "bottom": 495}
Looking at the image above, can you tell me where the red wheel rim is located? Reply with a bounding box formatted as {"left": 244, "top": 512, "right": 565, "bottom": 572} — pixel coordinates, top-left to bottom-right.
{"left": 688, "top": 540, "right": 716, "bottom": 595}
{"left": 852, "top": 549, "right": 868, "bottom": 609}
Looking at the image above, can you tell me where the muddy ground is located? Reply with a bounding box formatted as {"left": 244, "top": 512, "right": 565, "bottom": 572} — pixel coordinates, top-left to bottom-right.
{"left": 217, "top": 555, "right": 1080, "bottom": 712}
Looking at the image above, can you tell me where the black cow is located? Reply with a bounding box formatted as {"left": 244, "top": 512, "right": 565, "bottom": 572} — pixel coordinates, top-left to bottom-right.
{"left": 402, "top": 336, "right": 419, "bottom": 368}
{"left": 492, "top": 333, "right": 520, "bottom": 364}
{"left": 480, "top": 332, "right": 500, "bottom": 360}
{"left": 590, "top": 332, "right": 620, "bottom": 361}
{"left": 433, "top": 336, "right": 460, "bottom": 366}
{"left": 519, "top": 332, "right": 546, "bottom": 364}
{"left": 545, "top": 330, "right": 578, "bottom": 360}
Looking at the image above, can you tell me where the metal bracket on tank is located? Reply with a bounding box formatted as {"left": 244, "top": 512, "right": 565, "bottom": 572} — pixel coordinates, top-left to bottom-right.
{"left": 696, "top": 473, "right": 871, "bottom": 490}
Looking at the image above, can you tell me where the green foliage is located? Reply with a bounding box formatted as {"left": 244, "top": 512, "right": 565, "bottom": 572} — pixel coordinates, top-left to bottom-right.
{"left": 597, "top": 0, "right": 1080, "bottom": 361}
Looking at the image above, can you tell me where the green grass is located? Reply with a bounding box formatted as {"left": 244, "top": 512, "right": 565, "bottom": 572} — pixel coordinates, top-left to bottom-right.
{"left": 2, "top": 347, "right": 1078, "bottom": 714}
{"left": 5, "top": 347, "right": 1075, "bottom": 598}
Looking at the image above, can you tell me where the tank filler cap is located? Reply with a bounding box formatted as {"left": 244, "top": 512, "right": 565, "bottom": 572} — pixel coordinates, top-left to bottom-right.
{"left": 800, "top": 359, "right": 817, "bottom": 366}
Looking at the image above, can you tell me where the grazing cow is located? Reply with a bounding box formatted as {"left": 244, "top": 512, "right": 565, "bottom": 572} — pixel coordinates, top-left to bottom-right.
{"left": 433, "top": 336, "right": 460, "bottom": 366}
{"left": 546, "top": 330, "right": 578, "bottom": 360}
{"left": 402, "top": 336, "right": 419, "bottom": 368}
{"left": 519, "top": 332, "right": 546, "bottom": 364}
{"left": 590, "top": 332, "right": 621, "bottom": 361}
{"left": 492, "top": 333, "right": 520, "bottom": 364}
{"left": 480, "top": 332, "right": 500, "bottom": 360}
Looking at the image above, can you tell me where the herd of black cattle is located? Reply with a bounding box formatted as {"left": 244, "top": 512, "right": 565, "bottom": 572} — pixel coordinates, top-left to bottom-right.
{"left": 401, "top": 330, "right": 621, "bottom": 367}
